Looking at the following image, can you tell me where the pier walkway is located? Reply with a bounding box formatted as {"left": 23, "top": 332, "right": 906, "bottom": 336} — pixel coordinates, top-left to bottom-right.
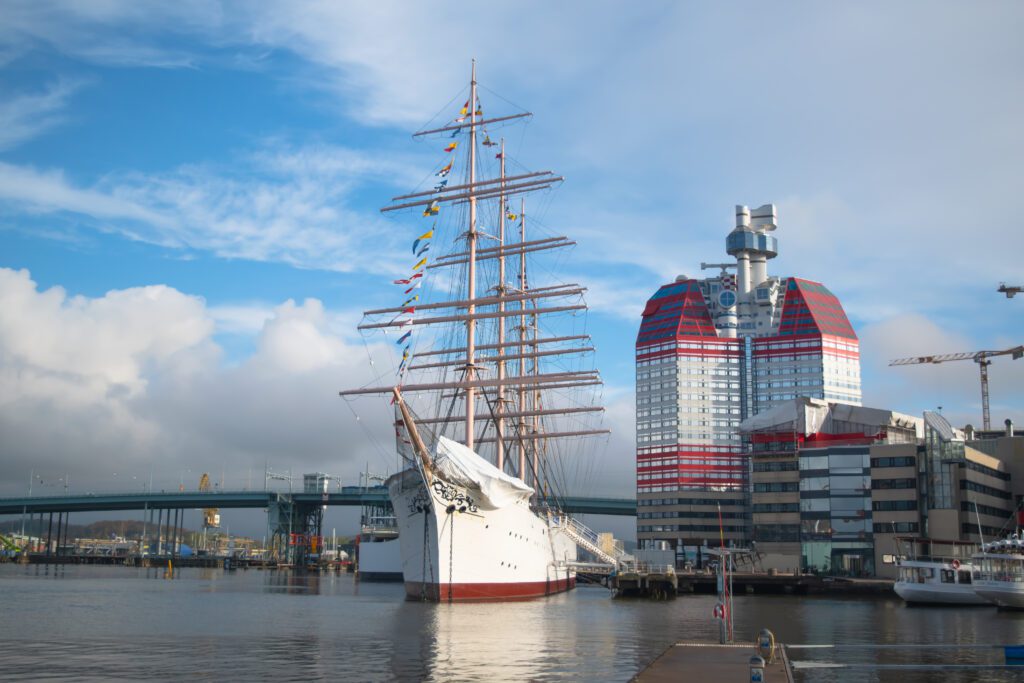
{"left": 634, "top": 642, "right": 792, "bottom": 682}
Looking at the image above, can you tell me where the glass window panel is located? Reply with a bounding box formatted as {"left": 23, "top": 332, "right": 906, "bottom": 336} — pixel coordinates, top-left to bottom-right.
{"left": 800, "top": 498, "right": 830, "bottom": 512}
{"left": 830, "top": 453, "right": 868, "bottom": 469}
{"left": 830, "top": 475, "right": 870, "bottom": 493}
{"left": 800, "top": 476, "right": 830, "bottom": 492}
{"left": 801, "top": 455, "right": 829, "bottom": 471}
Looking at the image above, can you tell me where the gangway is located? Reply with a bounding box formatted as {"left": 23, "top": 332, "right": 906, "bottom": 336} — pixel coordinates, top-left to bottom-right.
{"left": 550, "top": 513, "right": 632, "bottom": 568}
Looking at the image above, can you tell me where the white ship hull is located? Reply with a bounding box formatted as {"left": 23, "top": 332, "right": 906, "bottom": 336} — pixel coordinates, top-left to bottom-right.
{"left": 358, "top": 538, "right": 404, "bottom": 582}
{"left": 973, "top": 581, "right": 1024, "bottom": 609}
{"left": 894, "top": 581, "right": 991, "bottom": 605}
{"left": 971, "top": 549, "right": 1024, "bottom": 609}
{"left": 895, "top": 560, "right": 990, "bottom": 606}
{"left": 388, "top": 468, "right": 577, "bottom": 601}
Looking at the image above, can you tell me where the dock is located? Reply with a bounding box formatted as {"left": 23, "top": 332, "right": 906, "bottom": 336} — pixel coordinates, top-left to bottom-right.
{"left": 634, "top": 642, "right": 792, "bottom": 682}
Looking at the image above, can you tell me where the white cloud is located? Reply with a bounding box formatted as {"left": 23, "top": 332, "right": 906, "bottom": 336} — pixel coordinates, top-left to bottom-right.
{"left": 859, "top": 313, "right": 1024, "bottom": 429}
{"left": 208, "top": 303, "right": 274, "bottom": 335}
{"left": 0, "top": 161, "right": 169, "bottom": 226}
{"left": 0, "top": 80, "right": 86, "bottom": 150}
{"left": 0, "top": 144, "right": 422, "bottom": 273}
{"left": 0, "top": 267, "right": 398, "bottom": 496}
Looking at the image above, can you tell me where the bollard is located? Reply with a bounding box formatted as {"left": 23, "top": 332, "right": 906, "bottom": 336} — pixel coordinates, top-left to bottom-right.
{"left": 749, "top": 655, "right": 765, "bottom": 682}
{"left": 757, "top": 628, "right": 776, "bottom": 663}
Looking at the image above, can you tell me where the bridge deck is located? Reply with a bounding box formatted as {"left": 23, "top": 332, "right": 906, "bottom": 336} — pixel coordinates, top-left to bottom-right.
{"left": 0, "top": 489, "right": 636, "bottom": 516}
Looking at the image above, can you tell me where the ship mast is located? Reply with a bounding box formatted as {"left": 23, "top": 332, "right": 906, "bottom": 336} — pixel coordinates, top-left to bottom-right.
{"left": 465, "top": 60, "right": 479, "bottom": 451}
{"left": 340, "top": 62, "right": 610, "bottom": 485}
{"left": 517, "top": 196, "right": 528, "bottom": 480}
{"left": 495, "top": 137, "right": 507, "bottom": 471}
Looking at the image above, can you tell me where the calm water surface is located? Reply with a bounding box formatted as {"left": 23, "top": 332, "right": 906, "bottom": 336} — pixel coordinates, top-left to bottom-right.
{"left": 2, "top": 564, "right": 1023, "bottom": 682}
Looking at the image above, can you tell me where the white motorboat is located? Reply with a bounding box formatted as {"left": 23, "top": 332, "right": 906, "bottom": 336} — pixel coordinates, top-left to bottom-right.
{"left": 972, "top": 533, "right": 1024, "bottom": 609}
{"left": 894, "top": 558, "right": 990, "bottom": 605}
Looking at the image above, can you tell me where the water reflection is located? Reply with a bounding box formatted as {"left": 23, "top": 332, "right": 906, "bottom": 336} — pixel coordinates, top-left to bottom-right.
{"left": 3, "top": 565, "right": 1024, "bottom": 682}
{"left": 263, "top": 569, "right": 323, "bottom": 595}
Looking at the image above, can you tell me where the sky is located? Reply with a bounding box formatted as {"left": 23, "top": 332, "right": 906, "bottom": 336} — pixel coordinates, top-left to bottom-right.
{"left": 1, "top": 2, "right": 1022, "bottom": 538}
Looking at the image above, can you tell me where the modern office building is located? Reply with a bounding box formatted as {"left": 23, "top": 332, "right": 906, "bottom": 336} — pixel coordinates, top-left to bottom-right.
{"left": 739, "top": 397, "right": 921, "bottom": 574}
{"left": 636, "top": 204, "right": 862, "bottom": 554}
{"left": 741, "top": 402, "right": 1024, "bottom": 578}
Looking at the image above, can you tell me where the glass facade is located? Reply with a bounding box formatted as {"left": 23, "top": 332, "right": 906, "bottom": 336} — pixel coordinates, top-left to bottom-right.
{"left": 923, "top": 412, "right": 965, "bottom": 510}
{"left": 798, "top": 445, "right": 874, "bottom": 575}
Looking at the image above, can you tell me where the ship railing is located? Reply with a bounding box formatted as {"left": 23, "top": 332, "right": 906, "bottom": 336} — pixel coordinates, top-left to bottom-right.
{"left": 549, "top": 512, "right": 632, "bottom": 567}
{"left": 557, "top": 560, "right": 616, "bottom": 574}
{"left": 898, "top": 554, "right": 976, "bottom": 565}
{"left": 617, "top": 561, "right": 676, "bottom": 576}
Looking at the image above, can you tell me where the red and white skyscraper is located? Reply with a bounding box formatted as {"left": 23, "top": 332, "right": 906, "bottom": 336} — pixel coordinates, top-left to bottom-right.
{"left": 635, "top": 204, "right": 862, "bottom": 552}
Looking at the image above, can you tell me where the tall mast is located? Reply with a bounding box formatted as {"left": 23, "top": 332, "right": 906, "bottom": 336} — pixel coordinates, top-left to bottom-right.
{"left": 532, "top": 294, "right": 541, "bottom": 495}
{"left": 465, "top": 60, "right": 479, "bottom": 451}
{"left": 342, "top": 72, "right": 612, "bottom": 470}
{"left": 517, "top": 196, "right": 527, "bottom": 480}
{"left": 495, "top": 138, "right": 507, "bottom": 471}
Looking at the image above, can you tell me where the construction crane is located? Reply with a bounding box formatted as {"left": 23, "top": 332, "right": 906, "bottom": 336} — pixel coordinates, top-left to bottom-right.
{"left": 998, "top": 283, "right": 1022, "bottom": 298}
{"left": 198, "top": 473, "right": 220, "bottom": 529}
{"left": 890, "top": 345, "right": 1024, "bottom": 431}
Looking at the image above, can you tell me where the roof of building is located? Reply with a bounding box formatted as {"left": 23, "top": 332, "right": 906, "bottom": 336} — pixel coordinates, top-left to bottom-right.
{"left": 636, "top": 279, "right": 718, "bottom": 347}
{"left": 738, "top": 396, "right": 922, "bottom": 437}
{"left": 923, "top": 411, "right": 964, "bottom": 442}
{"left": 778, "top": 278, "right": 858, "bottom": 340}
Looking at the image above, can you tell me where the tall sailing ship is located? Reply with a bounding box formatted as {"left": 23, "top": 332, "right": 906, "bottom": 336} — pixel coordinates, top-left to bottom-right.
{"left": 340, "top": 62, "right": 612, "bottom": 601}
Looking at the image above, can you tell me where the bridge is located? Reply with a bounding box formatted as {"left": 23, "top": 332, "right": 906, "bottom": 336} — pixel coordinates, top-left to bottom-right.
{"left": 0, "top": 489, "right": 636, "bottom": 516}
{"left": 0, "top": 487, "right": 636, "bottom": 566}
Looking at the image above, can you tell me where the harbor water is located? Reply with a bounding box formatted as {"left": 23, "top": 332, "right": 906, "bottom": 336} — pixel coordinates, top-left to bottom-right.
{"left": 2, "top": 564, "right": 1023, "bottom": 682}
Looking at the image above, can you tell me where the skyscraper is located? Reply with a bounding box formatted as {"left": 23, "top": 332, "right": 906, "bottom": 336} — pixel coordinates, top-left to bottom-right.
{"left": 635, "top": 204, "right": 862, "bottom": 555}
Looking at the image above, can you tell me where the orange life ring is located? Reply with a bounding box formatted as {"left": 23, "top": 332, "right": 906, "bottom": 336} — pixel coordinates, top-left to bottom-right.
{"left": 951, "top": 559, "right": 961, "bottom": 570}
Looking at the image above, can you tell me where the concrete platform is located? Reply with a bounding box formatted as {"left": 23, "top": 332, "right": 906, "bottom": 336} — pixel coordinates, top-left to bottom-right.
{"left": 633, "top": 642, "right": 792, "bottom": 682}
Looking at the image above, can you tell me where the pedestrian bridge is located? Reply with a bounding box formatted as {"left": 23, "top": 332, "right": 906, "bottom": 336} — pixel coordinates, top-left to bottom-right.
{"left": 0, "top": 488, "right": 637, "bottom": 517}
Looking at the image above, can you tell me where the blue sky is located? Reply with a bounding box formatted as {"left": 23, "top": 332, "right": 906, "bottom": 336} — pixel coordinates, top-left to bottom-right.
{"left": 1, "top": 1, "right": 1022, "bottom": 530}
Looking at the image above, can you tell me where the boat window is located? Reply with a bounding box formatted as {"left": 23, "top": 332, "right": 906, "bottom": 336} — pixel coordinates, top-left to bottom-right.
{"left": 958, "top": 571, "right": 972, "bottom": 584}
{"left": 917, "top": 568, "right": 933, "bottom": 583}
{"left": 940, "top": 569, "right": 955, "bottom": 584}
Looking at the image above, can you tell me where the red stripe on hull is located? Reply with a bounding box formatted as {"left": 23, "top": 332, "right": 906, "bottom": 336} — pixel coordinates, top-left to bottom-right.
{"left": 404, "top": 576, "right": 576, "bottom": 602}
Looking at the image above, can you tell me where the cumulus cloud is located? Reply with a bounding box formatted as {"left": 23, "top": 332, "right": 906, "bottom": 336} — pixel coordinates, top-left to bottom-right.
{"left": 0, "top": 267, "right": 399, "bottom": 497}
{"left": 858, "top": 312, "right": 1024, "bottom": 430}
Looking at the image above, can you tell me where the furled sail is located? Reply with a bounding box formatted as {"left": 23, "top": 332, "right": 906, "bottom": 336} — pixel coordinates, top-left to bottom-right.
{"left": 432, "top": 436, "right": 533, "bottom": 509}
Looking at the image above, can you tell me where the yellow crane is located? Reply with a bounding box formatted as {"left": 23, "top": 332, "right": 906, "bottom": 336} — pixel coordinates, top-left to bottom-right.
{"left": 889, "top": 344, "right": 1023, "bottom": 431}
{"left": 198, "top": 473, "right": 220, "bottom": 529}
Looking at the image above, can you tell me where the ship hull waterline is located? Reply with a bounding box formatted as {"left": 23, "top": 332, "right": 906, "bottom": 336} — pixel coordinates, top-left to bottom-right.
{"left": 387, "top": 467, "right": 577, "bottom": 602}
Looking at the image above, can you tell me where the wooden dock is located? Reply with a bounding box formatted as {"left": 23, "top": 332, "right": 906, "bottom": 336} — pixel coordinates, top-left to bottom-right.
{"left": 633, "top": 642, "right": 793, "bottom": 682}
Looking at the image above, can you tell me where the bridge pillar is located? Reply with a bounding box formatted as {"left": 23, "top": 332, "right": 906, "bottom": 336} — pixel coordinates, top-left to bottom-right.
{"left": 267, "top": 495, "right": 323, "bottom": 567}
{"left": 46, "top": 511, "right": 53, "bottom": 557}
